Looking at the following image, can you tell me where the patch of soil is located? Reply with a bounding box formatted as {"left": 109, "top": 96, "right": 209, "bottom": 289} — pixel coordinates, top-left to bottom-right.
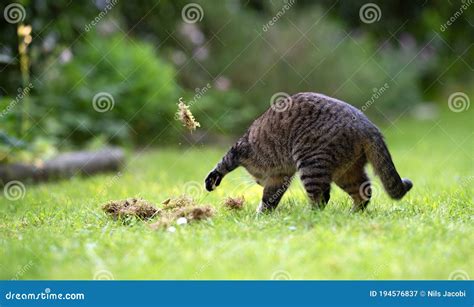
{"left": 148, "top": 216, "right": 174, "bottom": 230}
{"left": 161, "top": 195, "right": 194, "bottom": 210}
{"left": 223, "top": 196, "right": 245, "bottom": 210}
{"left": 150, "top": 196, "right": 214, "bottom": 230}
{"left": 101, "top": 195, "right": 214, "bottom": 230}
{"left": 102, "top": 198, "right": 160, "bottom": 220}
{"left": 174, "top": 205, "right": 214, "bottom": 221}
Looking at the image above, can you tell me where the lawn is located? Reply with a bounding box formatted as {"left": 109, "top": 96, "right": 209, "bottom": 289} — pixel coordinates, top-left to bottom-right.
{"left": 1, "top": 108, "right": 472, "bottom": 280}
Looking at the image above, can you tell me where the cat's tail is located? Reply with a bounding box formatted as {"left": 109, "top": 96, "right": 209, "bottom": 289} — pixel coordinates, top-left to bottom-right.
{"left": 363, "top": 132, "right": 412, "bottom": 200}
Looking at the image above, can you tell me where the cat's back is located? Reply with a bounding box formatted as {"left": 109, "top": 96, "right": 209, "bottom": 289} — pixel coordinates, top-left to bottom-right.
{"left": 245, "top": 92, "right": 378, "bottom": 171}
{"left": 250, "top": 92, "right": 374, "bottom": 139}
{"left": 289, "top": 92, "right": 366, "bottom": 122}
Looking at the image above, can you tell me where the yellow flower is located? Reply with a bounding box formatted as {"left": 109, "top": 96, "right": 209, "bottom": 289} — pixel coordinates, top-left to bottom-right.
{"left": 17, "top": 24, "right": 32, "bottom": 37}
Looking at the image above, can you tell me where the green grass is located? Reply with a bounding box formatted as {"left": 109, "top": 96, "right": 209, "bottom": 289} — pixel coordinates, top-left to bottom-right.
{"left": 1, "top": 109, "right": 472, "bottom": 280}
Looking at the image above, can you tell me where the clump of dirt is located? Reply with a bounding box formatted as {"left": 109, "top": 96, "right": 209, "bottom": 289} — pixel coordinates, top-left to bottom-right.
{"left": 161, "top": 195, "right": 194, "bottom": 210}
{"left": 149, "top": 196, "right": 214, "bottom": 230}
{"left": 176, "top": 102, "right": 200, "bottom": 132}
{"left": 148, "top": 216, "right": 174, "bottom": 230}
{"left": 102, "top": 198, "right": 160, "bottom": 220}
{"left": 102, "top": 195, "right": 214, "bottom": 230}
{"left": 223, "top": 196, "right": 245, "bottom": 210}
{"left": 174, "top": 205, "right": 214, "bottom": 221}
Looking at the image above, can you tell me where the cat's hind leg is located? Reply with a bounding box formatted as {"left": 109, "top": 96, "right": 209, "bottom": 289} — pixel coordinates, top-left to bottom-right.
{"left": 334, "top": 159, "right": 371, "bottom": 212}
{"left": 296, "top": 155, "right": 334, "bottom": 210}
{"left": 256, "top": 175, "right": 293, "bottom": 213}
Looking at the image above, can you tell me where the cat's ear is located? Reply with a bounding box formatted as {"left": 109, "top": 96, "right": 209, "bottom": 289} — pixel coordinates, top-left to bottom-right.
{"left": 205, "top": 169, "right": 222, "bottom": 191}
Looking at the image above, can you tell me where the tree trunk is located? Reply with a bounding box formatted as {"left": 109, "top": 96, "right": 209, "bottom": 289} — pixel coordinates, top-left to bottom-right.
{"left": 0, "top": 147, "right": 125, "bottom": 185}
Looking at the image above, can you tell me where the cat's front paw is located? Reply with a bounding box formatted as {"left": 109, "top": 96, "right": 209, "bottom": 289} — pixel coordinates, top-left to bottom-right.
{"left": 205, "top": 169, "right": 222, "bottom": 191}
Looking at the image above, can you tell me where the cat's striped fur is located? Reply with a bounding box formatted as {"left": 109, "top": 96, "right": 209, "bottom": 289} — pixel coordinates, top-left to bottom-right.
{"left": 205, "top": 92, "right": 412, "bottom": 212}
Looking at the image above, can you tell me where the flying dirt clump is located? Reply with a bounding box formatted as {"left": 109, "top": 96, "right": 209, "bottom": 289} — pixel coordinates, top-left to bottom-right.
{"left": 176, "top": 101, "right": 200, "bottom": 132}
{"left": 223, "top": 196, "right": 245, "bottom": 210}
{"left": 102, "top": 198, "right": 160, "bottom": 220}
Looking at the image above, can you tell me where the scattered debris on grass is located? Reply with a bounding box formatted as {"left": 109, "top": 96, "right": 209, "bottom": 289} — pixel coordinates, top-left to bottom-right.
{"left": 223, "top": 196, "right": 245, "bottom": 210}
{"left": 174, "top": 205, "right": 214, "bottom": 221}
{"left": 148, "top": 217, "right": 173, "bottom": 230}
{"left": 102, "top": 198, "right": 160, "bottom": 220}
{"left": 102, "top": 194, "right": 214, "bottom": 230}
{"left": 176, "top": 101, "right": 200, "bottom": 132}
{"left": 154, "top": 196, "right": 214, "bottom": 230}
{"left": 162, "top": 195, "right": 194, "bottom": 210}
{"left": 176, "top": 217, "right": 188, "bottom": 225}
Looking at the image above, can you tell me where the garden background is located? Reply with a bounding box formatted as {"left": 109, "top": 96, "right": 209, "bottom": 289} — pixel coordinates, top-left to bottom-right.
{"left": 0, "top": 0, "right": 472, "bottom": 279}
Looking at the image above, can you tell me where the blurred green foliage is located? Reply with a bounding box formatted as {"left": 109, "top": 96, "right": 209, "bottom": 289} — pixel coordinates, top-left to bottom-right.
{"left": 37, "top": 32, "right": 179, "bottom": 145}
{"left": 164, "top": 1, "right": 428, "bottom": 134}
{"left": 309, "top": 0, "right": 474, "bottom": 97}
{"left": 0, "top": 0, "right": 472, "bottom": 159}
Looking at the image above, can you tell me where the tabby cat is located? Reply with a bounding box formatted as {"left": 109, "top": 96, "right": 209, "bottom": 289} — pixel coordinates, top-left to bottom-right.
{"left": 205, "top": 92, "right": 412, "bottom": 213}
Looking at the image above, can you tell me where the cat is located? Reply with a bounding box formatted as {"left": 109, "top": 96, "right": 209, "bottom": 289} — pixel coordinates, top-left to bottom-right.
{"left": 205, "top": 92, "right": 412, "bottom": 213}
